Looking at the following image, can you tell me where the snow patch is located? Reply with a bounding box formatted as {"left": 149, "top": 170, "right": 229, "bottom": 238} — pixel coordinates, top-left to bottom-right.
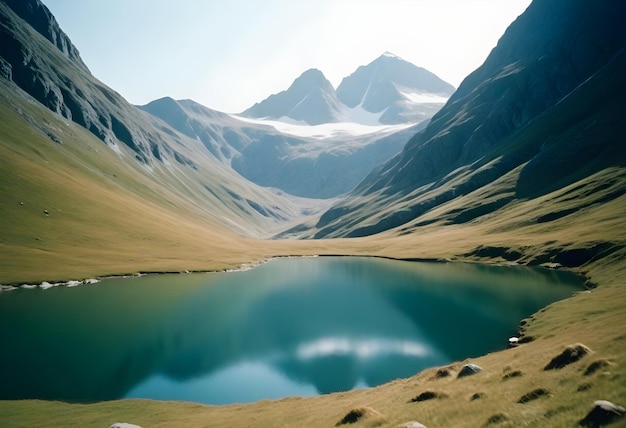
{"left": 232, "top": 115, "right": 409, "bottom": 139}
{"left": 382, "top": 51, "right": 402, "bottom": 60}
{"left": 399, "top": 89, "right": 450, "bottom": 104}
{"left": 341, "top": 104, "right": 383, "bottom": 126}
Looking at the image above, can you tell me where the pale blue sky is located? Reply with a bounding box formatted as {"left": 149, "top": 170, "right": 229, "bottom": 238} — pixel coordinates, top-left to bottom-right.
{"left": 43, "top": 0, "right": 531, "bottom": 113}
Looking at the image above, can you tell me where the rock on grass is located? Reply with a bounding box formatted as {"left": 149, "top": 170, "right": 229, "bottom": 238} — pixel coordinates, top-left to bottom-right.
{"left": 335, "top": 407, "right": 383, "bottom": 426}
{"left": 484, "top": 413, "right": 509, "bottom": 426}
{"left": 518, "top": 388, "right": 550, "bottom": 403}
{"left": 458, "top": 363, "right": 483, "bottom": 378}
{"left": 409, "top": 391, "right": 448, "bottom": 403}
{"left": 544, "top": 343, "right": 591, "bottom": 370}
{"left": 579, "top": 400, "right": 625, "bottom": 427}
{"left": 584, "top": 359, "right": 612, "bottom": 376}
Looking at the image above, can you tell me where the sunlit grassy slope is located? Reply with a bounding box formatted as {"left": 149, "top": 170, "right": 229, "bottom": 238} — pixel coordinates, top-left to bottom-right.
{"left": 1, "top": 69, "right": 626, "bottom": 426}
{"left": 0, "top": 79, "right": 323, "bottom": 284}
{"left": 1, "top": 170, "right": 625, "bottom": 428}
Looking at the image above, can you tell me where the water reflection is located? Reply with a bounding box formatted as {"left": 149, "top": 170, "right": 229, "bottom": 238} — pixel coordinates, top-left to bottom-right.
{"left": 0, "top": 257, "right": 582, "bottom": 403}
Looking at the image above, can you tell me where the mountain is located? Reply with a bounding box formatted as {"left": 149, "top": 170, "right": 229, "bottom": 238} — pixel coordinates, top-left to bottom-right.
{"left": 0, "top": 0, "right": 327, "bottom": 282}
{"left": 242, "top": 54, "right": 454, "bottom": 126}
{"left": 312, "top": 0, "right": 626, "bottom": 238}
{"left": 241, "top": 68, "right": 344, "bottom": 125}
{"left": 140, "top": 97, "right": 425, "bottom": 198}
{"left": 336, "top": 52, "right": 455, "bottom": 124}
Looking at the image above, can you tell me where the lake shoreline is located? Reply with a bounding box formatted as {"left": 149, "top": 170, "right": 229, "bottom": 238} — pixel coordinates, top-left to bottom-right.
{"left": 1, "top": 241, "right": 624, "bottom": 427}
{"left": 0, "top": 252, "right": 580, "bottom": 292}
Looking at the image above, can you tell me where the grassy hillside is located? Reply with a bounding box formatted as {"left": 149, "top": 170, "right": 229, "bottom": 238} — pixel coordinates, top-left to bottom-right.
{"left": 1, "top": 0, "right": 625, "bottom": 425}
{"left": 1, "top": 174, "right": 625, "bottom": 427}
{"left": 1, "top": 74, "right": 625, "bottom": 425}
{"left": 0, "top": 80, "right": 318, "bottom": 285}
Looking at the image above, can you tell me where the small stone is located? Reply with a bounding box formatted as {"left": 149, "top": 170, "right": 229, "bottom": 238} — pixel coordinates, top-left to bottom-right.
{"left": 518, "top": 388, "right": 549, "bottom": 403}
{"left": 399, "top": 422, "right": 427, "bottom": 428}
{"left": 458, "top": 363, "right": 483, "bottom": 378}
{"left": 470, "top": 392, "right": 485, "bottom": 401}
{"left": 485, "top": 413, "right": 509, "bottom": 426}
{"left": 409, "top": 391, "right": 446, "bottom": 403}
{"left": 335, "top": 407, "right": 383, "bottom": 426}
{"left": 435, "top": 368, "right": 450, "bottom": 378}
{"left": 579, "top": 400, "right": 625, "bottom": 427}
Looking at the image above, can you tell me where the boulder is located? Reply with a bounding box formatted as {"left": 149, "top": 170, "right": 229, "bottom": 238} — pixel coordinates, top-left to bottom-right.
{"left": 579, "top": 400, "right": 625, "bottom": 427}
{"left": 458, "top": 364, "right": 483, "bottom": 378}
{"left": 544, "top": 343, "right": 591, "bottom": 370}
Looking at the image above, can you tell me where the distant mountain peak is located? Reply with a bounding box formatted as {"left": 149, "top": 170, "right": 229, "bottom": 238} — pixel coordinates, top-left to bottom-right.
{"left": 241, "top": 68, "right": 343, "bottom": 125}
{"left": 242, "top": 56, "right": 454, "bottom": 126}
{"left": 336, "top": 53, "right": 455, "bottom": 124}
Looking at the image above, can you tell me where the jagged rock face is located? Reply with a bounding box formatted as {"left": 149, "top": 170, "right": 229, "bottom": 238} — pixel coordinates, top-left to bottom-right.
{"left": 2, "top": 0, "right": 86, "bottom": 69}
{"left": 0, "top": 56, "right": 12, "bottom": 80}
{"left": 372, "top": 0, "right": 626, "bottom": 193}
{"left": 242, "top": 68, "right": 344, "bottom": 125}
{"left": 0, "top": 0, "right": 164, "bottom": 164}
{"left": 315, "top": 0, "right": 626, "bottom": 237}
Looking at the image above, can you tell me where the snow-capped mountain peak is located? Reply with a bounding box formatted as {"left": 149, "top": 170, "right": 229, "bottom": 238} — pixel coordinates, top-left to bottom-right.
{"left": 241, "top": 68, "right": 343, "bottom": 126}
{"left": 242, "top": 54, "right": 455, "bottom": 126}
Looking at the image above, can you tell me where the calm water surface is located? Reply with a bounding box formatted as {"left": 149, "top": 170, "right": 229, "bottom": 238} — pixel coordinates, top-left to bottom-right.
{"left": 0, "top": 257, "right": 582, "bottom": 404}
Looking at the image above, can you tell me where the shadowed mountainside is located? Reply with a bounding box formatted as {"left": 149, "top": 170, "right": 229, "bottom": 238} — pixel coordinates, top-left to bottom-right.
{"left": 313, "top": 0, "right": 626, "bottom": 238}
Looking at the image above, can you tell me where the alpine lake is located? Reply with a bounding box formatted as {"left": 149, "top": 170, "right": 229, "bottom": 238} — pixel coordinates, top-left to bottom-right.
{"left": 0, "top": 257, "right": 583, "bottom": 404}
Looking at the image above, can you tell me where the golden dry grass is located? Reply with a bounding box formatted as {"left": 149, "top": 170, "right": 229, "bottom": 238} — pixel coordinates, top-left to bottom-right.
{"left": 1, "top": 79, "right": 626, "bottom": 427}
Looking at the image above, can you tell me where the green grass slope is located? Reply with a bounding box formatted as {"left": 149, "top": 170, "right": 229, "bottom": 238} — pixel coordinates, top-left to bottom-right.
{"left": 0, "top": 79, "right": 310, "bottom": 284}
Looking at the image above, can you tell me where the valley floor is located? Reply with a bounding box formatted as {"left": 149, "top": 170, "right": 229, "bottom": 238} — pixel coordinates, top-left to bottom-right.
{"left": 2, "top": 220, "right": 625, "bottom": 427}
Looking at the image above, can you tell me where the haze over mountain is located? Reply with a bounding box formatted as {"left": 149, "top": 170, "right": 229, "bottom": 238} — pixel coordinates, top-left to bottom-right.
{"left": 139, "top": 96, "right": 425, "bottom": 199}
{"left": 311, "top": 0, "right": 626, "bottom": 238}
{"left": 242, "top": 53, "right": 454, "bottom": 125}
{"left": 138, "top": 54, "right": 451, "bottom": 198}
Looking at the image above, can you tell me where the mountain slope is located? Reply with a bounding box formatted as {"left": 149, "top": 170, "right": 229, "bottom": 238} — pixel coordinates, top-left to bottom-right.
{"left": 0, "top": 0, "right": 326, "bottom": 283}
{"left": 141, "top": 97, "right": 425, "bottom": 199}
{"left": 241, "top": 69, "right": 344, "bottom": 125}
{"left": 313, "top": 0, "right": 626, "bottom": 238}
{"left": 336, "top": 52, "right": 455, "bottom": 124}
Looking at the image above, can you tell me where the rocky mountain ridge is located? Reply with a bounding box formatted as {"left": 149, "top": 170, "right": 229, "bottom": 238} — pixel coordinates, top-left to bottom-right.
{"left": 242, "top": 53, "right": 454, "bottom": 125}
{"left": 0, "top": 0, "right": 320, "bottom": 236}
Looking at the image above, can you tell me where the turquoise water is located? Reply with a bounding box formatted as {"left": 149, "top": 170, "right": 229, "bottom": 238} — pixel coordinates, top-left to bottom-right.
{"left": 0, "top": 257, "right": 582, "bottom": 404}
